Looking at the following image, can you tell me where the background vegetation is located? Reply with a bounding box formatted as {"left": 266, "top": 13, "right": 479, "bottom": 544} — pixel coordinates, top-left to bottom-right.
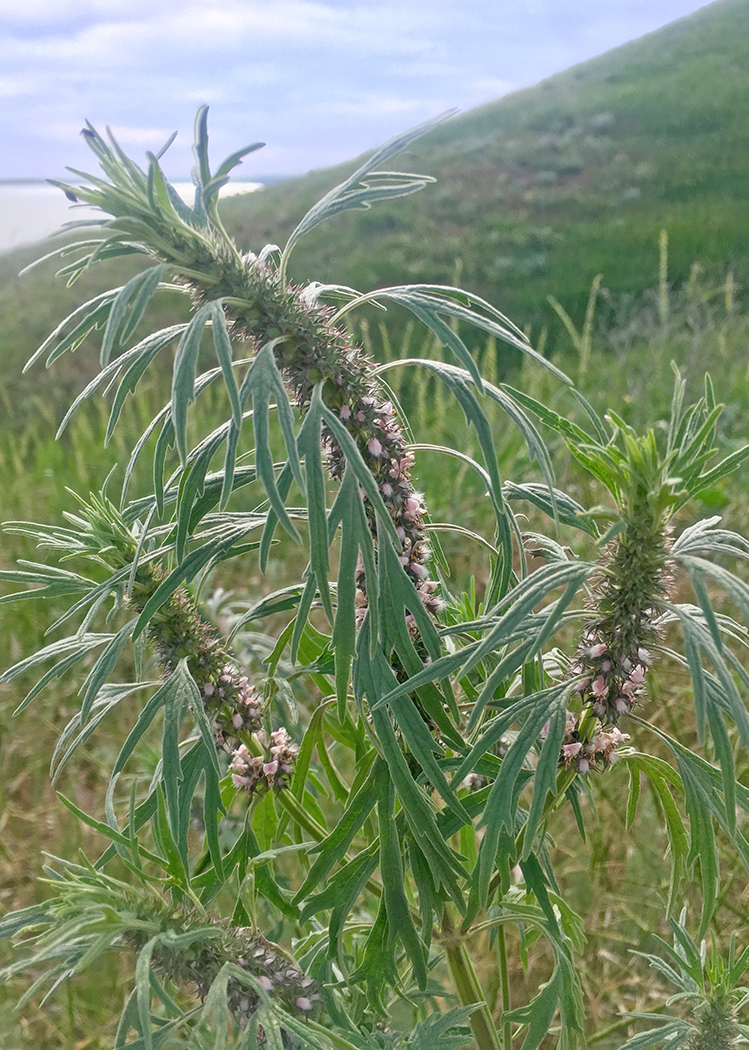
{"left": 0, "top": 1, "right": 748, "bottom": 1045}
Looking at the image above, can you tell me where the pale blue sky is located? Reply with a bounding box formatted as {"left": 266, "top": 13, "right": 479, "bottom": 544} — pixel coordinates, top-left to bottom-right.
{"left": 0, "top": 0, "right": 712, "bottom": 179}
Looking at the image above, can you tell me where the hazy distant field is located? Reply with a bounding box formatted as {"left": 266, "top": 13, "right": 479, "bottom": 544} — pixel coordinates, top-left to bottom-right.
{"left": 0, "top": 180, "right": 264, "bottom": 252}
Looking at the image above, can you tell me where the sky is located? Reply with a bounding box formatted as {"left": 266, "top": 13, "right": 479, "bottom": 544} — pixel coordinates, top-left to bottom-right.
{"left": 0, "top": 0, "right": 713, "bottom": 181}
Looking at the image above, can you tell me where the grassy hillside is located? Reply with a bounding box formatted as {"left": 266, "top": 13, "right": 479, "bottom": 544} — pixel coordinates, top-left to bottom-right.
{"left": 1, "top": 7, "right": 749, "bottom": 1045}
{"left": 0, "top": 0, "right": 746, "bottom": 416}
{"left": 221, "top": 0, "right": 749, "bottom": 348}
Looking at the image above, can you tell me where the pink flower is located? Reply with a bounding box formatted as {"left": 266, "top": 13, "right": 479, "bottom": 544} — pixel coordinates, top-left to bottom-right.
{"left": 270, "top": 728, "right": 292, "bottom": 749}
{"left": 614, "top": 697, "right": 629, "bottom": 715}
{"left": 339, "top": 404, "right": 352, "bottom": 420}
{"left": 367, "top": 437, "right": 383, "bottom": 457}
{"left": 380, "top": 482, "right": 393, "bottom": 497}
{"left": 405, "top": 494, "right": 423, "bottom": 518}
{"left": 577, "top": 757, "right": 591, "bottom": 774}
{"left": 263, "top": 760, "right": 279, "bottom": 776}
{"left": 592, "top": 675, "right": 607, "bottom": 696}
{"left": 630, "top": 665, "right": 646, "bottom": 685}
{"left": 563, "top": 742, "right": 583, "bottom": 758}
{"left": 587, "top": 642, "right": 608, "bottom": 659}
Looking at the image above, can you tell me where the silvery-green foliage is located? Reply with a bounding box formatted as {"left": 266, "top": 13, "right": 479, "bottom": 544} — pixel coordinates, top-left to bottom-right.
{"left": 1, "top": 111, "right": 748, "bottom": 1050}
{"left": 616, "top": 910, "right": 749, "bottom": 1050}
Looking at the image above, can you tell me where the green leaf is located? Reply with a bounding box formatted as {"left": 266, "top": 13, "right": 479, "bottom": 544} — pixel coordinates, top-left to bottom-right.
{"left": 208, "top": 302, "right": 242, "bottom": 428}
{"left": 78, "top": 618, "right": 136, "bottom": 725}
{"left": 241, "top": 340, "right": 303, "bottom": 540}
{"left": 297, "top": 393, "right": 332, "bottom": 619}
{"left": 100, "top": 264, "right": 170, "bottom": 366}
{"left": 318, "top": 397, "right": 400, "bottom": 549}
{"left": 522, "top": 694, "right": 569, "bottom": 858}
{"left": 504, "top": 481, "right": 598, "bottom": 537}
{"left": 623, "top": 753, "right": 688, "bottom": 915}
{"left": 626, "top": 764, "right": 641, "bottom": 831}
{"left": 135, "top": 937, "right": 159, "bottom": 1050}
{"left": 282, "top": 112, "right": 450, "bottom": 261}
{"left": 377, "top": 768, "right": 427, "bottom": 988}
{"left": 24, "top": 290, "right": 117, "bottom": 372}
{"left": 132, "top": 523, "right": 261, "bottom": 638}
{"left": 292, "top": 757, "right": 381, "bottom": 903}
{"left": 105, "top": 325, "right": 184, "bottom": 445}
{"left": 172, "top": 304, "right": 213, "bottom": 464}
{"left": 331, "top": 479, "right": 362, "bottom": 715}
{"left": 50, "top": 684, "right": 151, "bottom": 783}
{"left": 465, "top": 564, "right": 591, "bottom": 731}
{"left": 371, "top": 648, "right": 469, "bottom": 824}
{"left": 1, "top": 633, "right": 115, "bottom": 715}
{"left": 507, "top": 967, "right": 563, "bottom": 1050}
{"left": 300, "top": 842, "right": 379, "bottom": 964}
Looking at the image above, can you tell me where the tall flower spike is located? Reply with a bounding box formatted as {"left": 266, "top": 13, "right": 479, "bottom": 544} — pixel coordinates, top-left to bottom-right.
{"left": 52, "top": 118, "right": 444, "bottom": 620}
{"left": 561, "top": 459, "right": 673, "bottom": 776}
{"left": 7, "top": 865, "right": 320, "bottom": 1030}
{"left": 49, "top": 493, "right": 267, "bottom": 753}
{"left": 572, "top": 508, "right": 673, "bottom": 726}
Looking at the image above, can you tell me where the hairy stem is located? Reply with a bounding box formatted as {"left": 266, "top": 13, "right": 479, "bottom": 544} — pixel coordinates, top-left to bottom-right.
{"left": 443, "top": 906, "right": 502, "bottom": 1050}
{"left": 496, "top": 925, "right": 513, "bottom": 1050}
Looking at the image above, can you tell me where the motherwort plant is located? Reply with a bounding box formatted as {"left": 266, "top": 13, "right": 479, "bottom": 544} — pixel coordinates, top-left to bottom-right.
{"left": 1, "top": 111, "right": 749, "bottom": 1050}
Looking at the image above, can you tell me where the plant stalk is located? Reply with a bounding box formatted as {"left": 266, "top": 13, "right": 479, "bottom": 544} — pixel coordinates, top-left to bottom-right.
{"left": 442, "top": 906, "right": 502, "bottom": 1050}
{"left": 496, "top": 925, "right": 513, "bottom": 1050}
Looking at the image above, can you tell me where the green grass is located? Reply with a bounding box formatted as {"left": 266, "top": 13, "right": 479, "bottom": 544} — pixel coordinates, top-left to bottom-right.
{"left": 0, "top": 265, "right": 748, "bottom": 1048}
{"left": 0, "top": 5, "right": 748, "bottom": 1041}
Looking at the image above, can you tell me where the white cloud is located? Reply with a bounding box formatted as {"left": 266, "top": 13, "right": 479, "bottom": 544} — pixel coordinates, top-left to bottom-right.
{"left": 106, "top": 125, "right": 174, "bottom": 146}
{"left": 0, "top": 74, "right": 38, "bottom": 97}
{"left": 0, "top": 0, "right": 717, "bottom": 178}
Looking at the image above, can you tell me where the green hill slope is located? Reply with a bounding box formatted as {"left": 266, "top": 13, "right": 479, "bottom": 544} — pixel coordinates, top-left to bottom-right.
{"left": 0, "top": 0, "right": 746, "bottom": 416}
{"left": 220, "top": 0, "right": 749, "bottom": 344}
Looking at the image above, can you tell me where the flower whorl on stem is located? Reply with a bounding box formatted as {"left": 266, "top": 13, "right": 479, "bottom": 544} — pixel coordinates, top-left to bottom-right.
{"left": 183, "top": 244, "right": 443, "bottom": 617}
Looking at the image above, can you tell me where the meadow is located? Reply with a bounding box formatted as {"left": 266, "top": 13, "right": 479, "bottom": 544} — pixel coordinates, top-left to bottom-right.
{"left": 0, "top": 243, "right": 747, "bottom": 1048}
{"left": 0, "top": 2, "right": 747, "bottom": 1044}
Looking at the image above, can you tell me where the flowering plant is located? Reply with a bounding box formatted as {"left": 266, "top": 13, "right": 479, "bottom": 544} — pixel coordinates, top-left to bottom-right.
{"left": 1, "top": 110, "right": 749, "bottom": 1050}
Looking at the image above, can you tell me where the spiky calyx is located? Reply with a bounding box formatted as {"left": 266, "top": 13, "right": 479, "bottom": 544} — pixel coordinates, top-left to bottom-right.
{"left": 573, "top": 505, "right": 672, "bottom": 727}
{"left": 230, "top": 728, "right": 299, "bottom": 795}
{"left": 193, "top": 253, "right": 441, "bottom": 614}
{"left": 560, "top": 711, "right": 630, "bottom": 774}
{"left": 138, "top": 567, "right": 264, "bottom": 748}
{"left": 121, "top": 897, "right": 319, "bottom": 1025}
{"left": 685, "top": 998, "right": 739, "bottom": 1050}
{"left": 129, "top": 567, "right": 299, "bottom": 792}
{"left": 65, "top": 138, "right": 443, "bottom": 616}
